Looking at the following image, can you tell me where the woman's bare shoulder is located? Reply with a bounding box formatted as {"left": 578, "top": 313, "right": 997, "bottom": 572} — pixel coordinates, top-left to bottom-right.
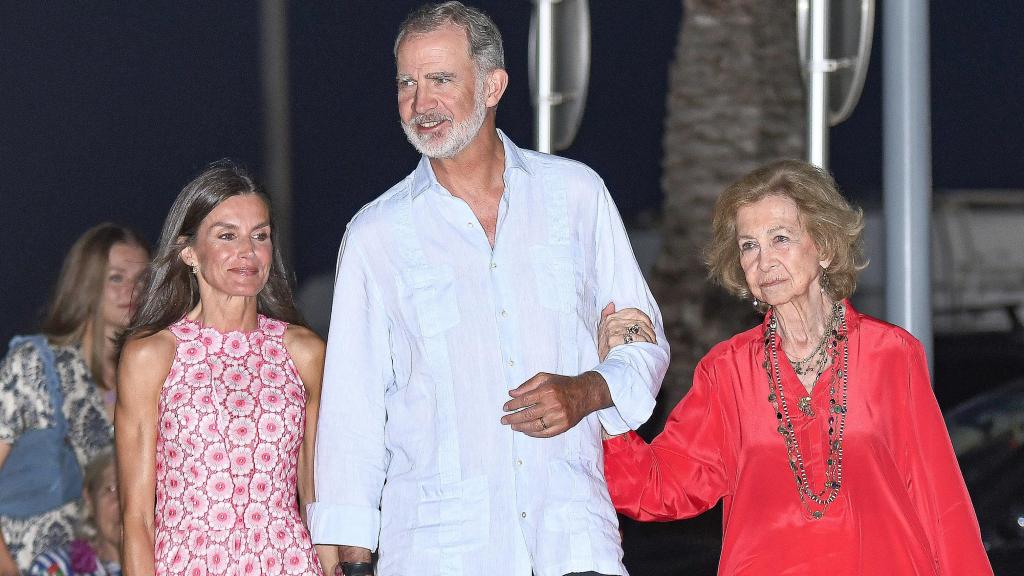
{"left": 119, "top": 330, "right": 177, "bottom": 395}
{"left": 122, "top": 330, "right": 177, "bottom": 364}
{"left": 283, "top": 325, "right": 325, "bottom": 392}
{"left": 283, "top": 325, "right": 326, "bottom": 362}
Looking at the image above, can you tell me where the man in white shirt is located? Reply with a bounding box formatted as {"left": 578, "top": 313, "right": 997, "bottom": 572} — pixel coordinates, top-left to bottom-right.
{"left": 308, "top": 3, "right": 669, "bottom": 575}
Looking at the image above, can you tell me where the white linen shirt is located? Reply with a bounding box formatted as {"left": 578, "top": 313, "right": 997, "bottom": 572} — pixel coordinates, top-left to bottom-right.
{"left": 309, "top": 131, "right": 669, "bottom": 576}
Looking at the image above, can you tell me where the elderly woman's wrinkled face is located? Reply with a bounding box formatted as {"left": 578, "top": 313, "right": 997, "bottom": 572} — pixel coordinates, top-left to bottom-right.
{"left": 736, "top": 195, "right": 829, "bottom": 307}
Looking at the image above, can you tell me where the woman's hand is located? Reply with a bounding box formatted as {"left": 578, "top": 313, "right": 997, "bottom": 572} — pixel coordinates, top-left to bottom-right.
{"left": 597, "top": 303, "right": 656, "bottom": 362}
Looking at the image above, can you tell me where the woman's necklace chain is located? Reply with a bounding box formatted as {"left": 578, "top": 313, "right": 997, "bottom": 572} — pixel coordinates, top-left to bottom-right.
{"left": 764, "top": 301, "right": 848, "bottom": 520}
{"left": 787, "top": 304, "right": 842, "bottom": 376}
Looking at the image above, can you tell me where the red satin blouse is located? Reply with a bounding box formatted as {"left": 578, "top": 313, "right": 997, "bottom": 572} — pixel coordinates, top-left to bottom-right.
{"left": 604, "top": 301, "right": 992, "bottom": 575}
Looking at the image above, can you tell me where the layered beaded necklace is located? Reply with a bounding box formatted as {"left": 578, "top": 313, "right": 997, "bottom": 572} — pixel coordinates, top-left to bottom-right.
{"left": 787, "top": 309, "right": 838, "bottom": 377}
{"left": 763, "top": 301, "right": 849, "bottom": 520}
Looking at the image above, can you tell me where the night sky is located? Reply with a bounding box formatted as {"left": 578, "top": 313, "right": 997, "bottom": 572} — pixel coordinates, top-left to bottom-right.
{"left": 1, "top": 1, "right": 1022, "bottom": 348}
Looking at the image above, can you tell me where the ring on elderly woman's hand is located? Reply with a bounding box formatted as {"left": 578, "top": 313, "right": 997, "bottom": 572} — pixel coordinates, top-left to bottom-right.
{"left": 623, "top": 333, "right": 635, "bottom": 344}
{"left": 627, "top": 323, "right": 641, "bottom": 335}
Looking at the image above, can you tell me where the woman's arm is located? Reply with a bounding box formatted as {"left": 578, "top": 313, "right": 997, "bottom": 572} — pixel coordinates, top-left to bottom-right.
{"left": 0, "top": 341, "right": 43, "bottom": 575}
{"left": 0, "top": 444, "right": 18, "bottom": 576}
{"left": 603, "top": 359, "right": 731, "bottom": 521}
{"left": 901, "top": 338, "right": 993, "bottom": 574}
{"left": 116, "top": 332, "right": 174, "bottom": 576}
{"left": 283, "top": 326, "right": 335, "bottom": 572}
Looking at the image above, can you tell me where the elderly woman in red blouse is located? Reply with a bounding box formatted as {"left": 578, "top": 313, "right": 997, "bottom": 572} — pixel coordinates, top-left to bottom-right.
{"left": 601, "top": 160, "right": 991, "bottom": 575}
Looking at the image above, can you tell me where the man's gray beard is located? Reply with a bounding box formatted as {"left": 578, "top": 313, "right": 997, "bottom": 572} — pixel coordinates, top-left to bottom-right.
{"left": 402, "top": 81, "right": 488, "bottom": 159}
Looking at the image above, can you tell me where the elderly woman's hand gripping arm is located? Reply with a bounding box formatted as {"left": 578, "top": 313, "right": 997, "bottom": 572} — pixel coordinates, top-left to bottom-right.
{"left": 501, "top": 304, "right": 659, "bottom": 438}
{"left": 597, "top": 303, "right": 657, "bottom": 362}
{"left": 596, "top": 304, "right": 656, "bottom": 439}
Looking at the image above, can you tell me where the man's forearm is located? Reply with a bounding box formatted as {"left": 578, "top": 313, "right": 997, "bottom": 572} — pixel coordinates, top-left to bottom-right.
{"left": 338, "top": 545, "right": 372, "bottom": 563}
{"left": 579, "top": 370, "right": 614, "bottom": 414}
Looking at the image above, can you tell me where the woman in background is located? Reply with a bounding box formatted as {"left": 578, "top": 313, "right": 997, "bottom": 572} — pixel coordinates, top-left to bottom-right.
{"left": 0, "top": 223, "right": 149, "bottom": 574}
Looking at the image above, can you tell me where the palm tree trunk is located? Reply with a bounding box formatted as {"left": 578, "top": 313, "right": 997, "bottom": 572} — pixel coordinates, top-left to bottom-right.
{"left": 649, "top": 0, "right": 806, "bottom": 426}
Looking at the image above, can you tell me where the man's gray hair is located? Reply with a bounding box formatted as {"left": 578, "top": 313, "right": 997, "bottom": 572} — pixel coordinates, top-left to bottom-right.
{"left": 394, "top": 1, "right": 505, "bottom": 73}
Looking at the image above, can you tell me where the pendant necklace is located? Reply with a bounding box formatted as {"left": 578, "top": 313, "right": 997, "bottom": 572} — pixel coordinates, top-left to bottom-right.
{"left": 786, "top": 304, "right": 842, "bottom": 417}
{"left": 763, "top": 301, "right": 849, "bottom": 520}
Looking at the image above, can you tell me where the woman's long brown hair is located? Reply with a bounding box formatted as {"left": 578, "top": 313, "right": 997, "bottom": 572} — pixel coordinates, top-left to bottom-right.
{"left": 41, "top": 223, "right": 151, "bottom": 388}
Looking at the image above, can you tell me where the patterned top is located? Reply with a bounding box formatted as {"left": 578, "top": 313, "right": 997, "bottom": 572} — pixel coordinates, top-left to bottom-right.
{"left": 0, "top": 338, "right": 113, "bottom": 570}
{"left": 29, "top": 540, "right": 122, "bottom": 576}
{"left": 154, "top": 315, "right": 321, "bottom": 576}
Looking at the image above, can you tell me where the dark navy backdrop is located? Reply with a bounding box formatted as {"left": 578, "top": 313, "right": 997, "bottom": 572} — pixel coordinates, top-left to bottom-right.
{"left": 1, "top": 1, "right": 1021, "bottom": 349}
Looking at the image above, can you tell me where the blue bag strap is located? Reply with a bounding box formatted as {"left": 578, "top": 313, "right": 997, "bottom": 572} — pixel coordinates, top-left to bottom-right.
{"left": 9, "top": 335, "right": 67, "bottom": 434}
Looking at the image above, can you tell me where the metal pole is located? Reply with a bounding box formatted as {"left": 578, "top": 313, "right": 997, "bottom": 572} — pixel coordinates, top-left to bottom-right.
{"left": 807, "top": 0, "right": 829, "bottom": 168}
{"left": 883, "top": 0, "right": 933, "bottom": 363}
{"left": 260, "top": 0, "right": 293, "bottom": 265}
{"left": 534, "top": 0, "right": 554, "bottom": 153}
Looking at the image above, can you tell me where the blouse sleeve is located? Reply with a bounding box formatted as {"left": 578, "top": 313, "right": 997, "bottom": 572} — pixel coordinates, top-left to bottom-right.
{"left": 0, "top": 341, "right": 46, "bottom": 443}
{"left": 603, "top": 358, "right": 731, "bottom": 521}
{"left": 903, "top": 337, "right": 993, "bottom": 575}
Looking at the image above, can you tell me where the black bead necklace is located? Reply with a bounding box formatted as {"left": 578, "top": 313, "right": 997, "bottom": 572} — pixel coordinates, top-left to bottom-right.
{"left": 763, "top": 301, "right": 849, "bottom": 520}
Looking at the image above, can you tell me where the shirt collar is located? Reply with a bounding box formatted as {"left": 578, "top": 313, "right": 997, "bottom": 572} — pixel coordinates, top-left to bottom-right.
{"left": 409, "top": 129, "right": 533, "bottom": 199}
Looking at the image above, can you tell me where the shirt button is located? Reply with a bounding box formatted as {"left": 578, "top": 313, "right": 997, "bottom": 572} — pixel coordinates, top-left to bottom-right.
{"left": 521, "top": 512, "right": 527, "bottom": 519}
{"left": 466, "top": 222, "right": 474, "bottom": 228}
{"left": 500, "top": 310, "right": 509, "bottom": 318}
{"left": 515, "top": 459, "right": 523, "bottom": 467}
{"left": 508, "top": 360, "right": 515, "bottom": 367}
{"left": 491, "top": 261, "right": 498, "bottom": 269}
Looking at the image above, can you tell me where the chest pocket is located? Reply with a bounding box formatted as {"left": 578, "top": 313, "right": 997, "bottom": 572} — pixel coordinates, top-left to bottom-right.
{"left": 530, "top": 244, "right": 579, "bottom": 313}
{"left": 405, "top": 264, "right": 461, "bottom": 337}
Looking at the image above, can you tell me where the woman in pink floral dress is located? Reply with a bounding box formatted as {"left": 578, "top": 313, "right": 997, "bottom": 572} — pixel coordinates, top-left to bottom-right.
{"left": 116, "top": 161, "right": 328, "bottom": 576}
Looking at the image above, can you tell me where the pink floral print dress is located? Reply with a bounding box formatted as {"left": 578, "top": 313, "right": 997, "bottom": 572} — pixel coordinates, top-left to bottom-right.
{"left": 153, "top": 315, "right": 322, "bottom": 576}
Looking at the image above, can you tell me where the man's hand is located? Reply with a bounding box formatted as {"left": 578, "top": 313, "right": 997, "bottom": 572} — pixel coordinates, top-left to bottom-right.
{"left": 500, "top": 371, "right": 612, "bottom": 437}
{"left": 315, "top": 545, "right": 371, "bottom": 575}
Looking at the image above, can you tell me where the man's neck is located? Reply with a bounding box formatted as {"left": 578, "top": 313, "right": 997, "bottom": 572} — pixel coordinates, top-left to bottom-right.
{"left": 429, "top": 125, "right": 506, "bottom": 203}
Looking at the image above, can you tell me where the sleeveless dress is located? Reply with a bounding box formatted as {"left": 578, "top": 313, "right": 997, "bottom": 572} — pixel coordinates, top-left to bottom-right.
{"left": 153, "top": 315, "right": 322, "bottom": 576}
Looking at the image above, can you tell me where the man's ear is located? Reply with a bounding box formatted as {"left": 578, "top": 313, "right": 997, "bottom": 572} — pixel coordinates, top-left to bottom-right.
{"left": 484, "top": 67, "right": 509, "bottom": 108}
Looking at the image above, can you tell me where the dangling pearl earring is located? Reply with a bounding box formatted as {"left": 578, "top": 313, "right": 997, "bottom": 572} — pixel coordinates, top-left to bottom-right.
{"left": 191, "top": 263, "right": 199, "bottom": 275}
{"left": 752, "top": 298, "right": 760, "bottom": 309}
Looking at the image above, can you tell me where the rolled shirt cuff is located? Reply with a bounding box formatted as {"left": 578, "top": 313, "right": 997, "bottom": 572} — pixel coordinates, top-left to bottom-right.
{"left": 306, "top": 501, "right": 380, "bottom": 551}
{"left": 592, "top": 349, "right": 658, "bottom": 434}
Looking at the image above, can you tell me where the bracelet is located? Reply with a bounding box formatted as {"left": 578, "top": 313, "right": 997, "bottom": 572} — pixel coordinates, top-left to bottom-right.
{"left": 339, "top": 561, "right": 374, "bottom": 576}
